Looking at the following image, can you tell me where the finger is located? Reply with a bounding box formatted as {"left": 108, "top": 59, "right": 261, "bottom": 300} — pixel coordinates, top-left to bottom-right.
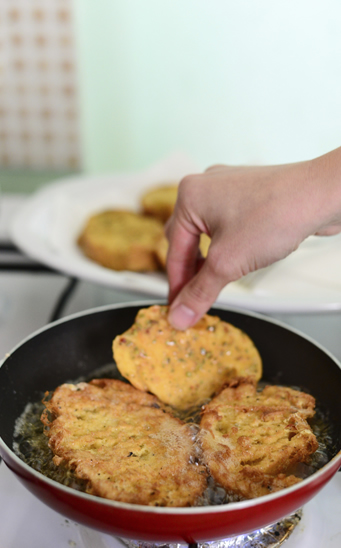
{"left": 168, "top": 253, "right": 229, "bottom": 330}
{"left": 204, "top": 164, "right": 228, "bottom": 173}
{"left": 164, "top": 215, "right": 173, "bottom": 239}
{"left": 166, "top": 219, "right": 201, "bottom": 303}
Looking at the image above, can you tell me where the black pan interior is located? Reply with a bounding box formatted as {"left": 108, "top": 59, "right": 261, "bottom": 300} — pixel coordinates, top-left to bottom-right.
{"left": 1, "top": 304, "right": 341, "bottom": 455}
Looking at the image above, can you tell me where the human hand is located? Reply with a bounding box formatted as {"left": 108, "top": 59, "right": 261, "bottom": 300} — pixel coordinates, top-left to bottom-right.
{"left": 166, "top": 150, "right": 341, "bottom": 330}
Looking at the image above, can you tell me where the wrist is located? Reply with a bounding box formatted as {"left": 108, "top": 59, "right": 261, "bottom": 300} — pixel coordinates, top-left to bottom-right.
{"left": 309, "top": 147, "right": 341, "bottom": 232}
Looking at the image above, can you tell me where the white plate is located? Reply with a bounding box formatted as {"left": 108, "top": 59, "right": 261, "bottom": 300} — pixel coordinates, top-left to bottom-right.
{"left": 10, "top": 154, "right": 341, "bottom": 314}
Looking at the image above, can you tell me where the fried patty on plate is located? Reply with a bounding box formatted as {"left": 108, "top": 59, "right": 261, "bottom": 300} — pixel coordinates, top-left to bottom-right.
{"left": 77, "top": 209, "right": 164, "bottom": 271}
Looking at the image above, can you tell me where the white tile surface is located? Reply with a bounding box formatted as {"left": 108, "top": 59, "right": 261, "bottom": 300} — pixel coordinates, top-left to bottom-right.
{"left": 0, "top": 0, "right": 81, "bottom": 169}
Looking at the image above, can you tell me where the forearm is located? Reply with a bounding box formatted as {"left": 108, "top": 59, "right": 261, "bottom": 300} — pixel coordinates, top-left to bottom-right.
{"left": 310, "top": 147, "right": 341, "bottom": 235}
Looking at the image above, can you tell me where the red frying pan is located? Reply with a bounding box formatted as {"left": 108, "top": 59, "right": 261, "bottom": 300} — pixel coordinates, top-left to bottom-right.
{"left": 0, "top": 302, "right": 340, "bottom": 542}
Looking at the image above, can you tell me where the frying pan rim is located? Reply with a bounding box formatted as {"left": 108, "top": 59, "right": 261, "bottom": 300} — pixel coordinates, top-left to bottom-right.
{"left": 1, "top": 299, "right": 340, "bottom": 515}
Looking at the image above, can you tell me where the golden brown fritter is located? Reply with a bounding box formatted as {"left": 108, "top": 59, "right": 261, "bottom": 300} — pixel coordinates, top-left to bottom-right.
{"left": 41, "top": 379, "right": 207, "bottom": 507}
{"left": 200, "top": 380, "right": 318, "bottom": 500}
{"left": 77, "top": 209, "right": 165, "bottom": 271}
{"left": 140, "top": 183, "right": 179, "bottom": 223}
{"left": 113, "top": 305, "right": 262, "bottom": 410}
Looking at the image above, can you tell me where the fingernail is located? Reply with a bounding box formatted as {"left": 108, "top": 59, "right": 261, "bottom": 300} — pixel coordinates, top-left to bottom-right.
{"left": 168, "top": 304, "right": 196, "bottom": 330}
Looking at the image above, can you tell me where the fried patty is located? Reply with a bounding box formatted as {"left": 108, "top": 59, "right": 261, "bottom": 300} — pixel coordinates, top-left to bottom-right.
{"left": 41, "top": 379, "right": 207, "bottom": 506}
{"left": 140, "top": 183, "right": 179, "bottom": 223}
{"left": 200, "top": 380, "right": 318, "bottom": 500}
{"left": 77, "top": 209, "right": 165, "bottom": 271}
{"left": 113, "top": 305, "right": 262, "bottom": 410}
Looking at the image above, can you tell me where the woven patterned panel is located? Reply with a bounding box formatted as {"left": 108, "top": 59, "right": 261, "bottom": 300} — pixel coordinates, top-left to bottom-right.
{"left": 0, "top": 0, "right": 81, "bottom": 169}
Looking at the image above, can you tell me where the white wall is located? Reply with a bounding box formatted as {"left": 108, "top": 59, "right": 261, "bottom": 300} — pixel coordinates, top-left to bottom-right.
{"left": 74, "top": 0, "right": 341, "bottom": 173}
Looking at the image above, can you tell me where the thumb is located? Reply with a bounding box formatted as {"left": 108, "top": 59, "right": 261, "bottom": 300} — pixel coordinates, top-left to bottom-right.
{"left": 167, "top": 255, "right": 228, "bottom": 330}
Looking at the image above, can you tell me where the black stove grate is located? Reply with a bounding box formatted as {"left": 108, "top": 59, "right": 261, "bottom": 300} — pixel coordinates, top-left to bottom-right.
{"left": 0, "top": 242, "right": 79, "bottom": 322}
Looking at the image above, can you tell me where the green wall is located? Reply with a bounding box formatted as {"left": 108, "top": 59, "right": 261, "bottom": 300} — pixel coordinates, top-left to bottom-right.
{"left": 73, "top": 0, "right": 341, "bottom": 174}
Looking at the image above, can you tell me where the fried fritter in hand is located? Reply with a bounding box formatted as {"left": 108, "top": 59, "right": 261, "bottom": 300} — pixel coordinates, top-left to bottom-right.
{"left": 41, "top": 379, "right": 207, "bottom": 507}
{"left": 113, "top": 305, "right": 262, "bottom": 410}
{"left": 200, "top": 380, "right": 318, "bottom": 500}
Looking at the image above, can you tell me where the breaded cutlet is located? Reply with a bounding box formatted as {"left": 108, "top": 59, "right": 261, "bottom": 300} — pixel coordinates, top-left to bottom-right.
{"left": 113, "top": 305, "right": 262, "bottom": 410}
{"left": 140, "top": 184, "right": 178, "bottom": 223}
{"left": 200, "top": 379, "right": 318, "bottom": 500}
{"left": 41, "top": 379, "right": 207, "bottom": 507}
{"left": 77, "top": 209, "right": 164, "bottom": 271}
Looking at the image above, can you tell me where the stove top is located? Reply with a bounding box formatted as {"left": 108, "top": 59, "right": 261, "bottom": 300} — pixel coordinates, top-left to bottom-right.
{"left": 0, "top": 462, "right": 340, "bottom": 548}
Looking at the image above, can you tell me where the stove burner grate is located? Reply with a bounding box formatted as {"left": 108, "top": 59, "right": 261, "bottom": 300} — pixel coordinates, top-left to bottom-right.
{"left": 119, "top": 509, "right": 302, "bottom": 548}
